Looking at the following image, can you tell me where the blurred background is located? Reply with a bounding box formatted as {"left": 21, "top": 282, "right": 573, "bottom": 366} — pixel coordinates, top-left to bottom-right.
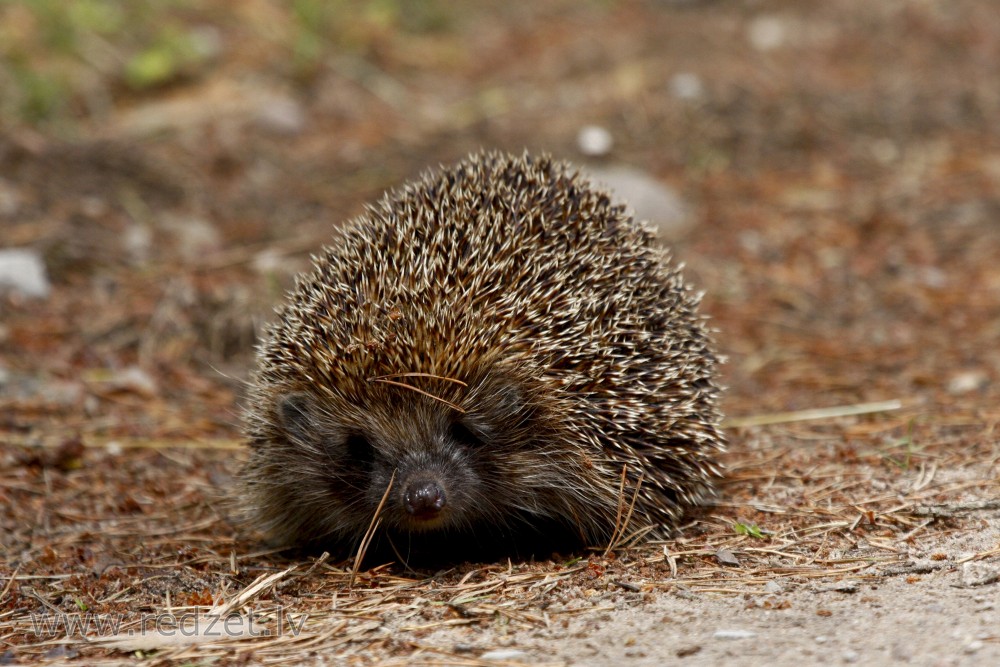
{"left": 1, "top": 0, "right": 997, "bottom": 442}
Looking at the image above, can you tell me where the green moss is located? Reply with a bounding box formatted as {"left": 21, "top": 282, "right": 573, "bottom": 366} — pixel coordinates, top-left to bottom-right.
{"left": 734, "top": 522, "right": 766, "bottom": 539}
{"left": 124, "top": 26, "right": 212, "bottom": 89}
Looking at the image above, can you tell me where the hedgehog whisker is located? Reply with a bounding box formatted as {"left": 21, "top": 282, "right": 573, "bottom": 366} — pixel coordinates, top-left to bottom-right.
{"left": 368, "top": 378, "right": 466, "bottom": 413}
{"left": 368, "top": 372, "right": 468, "bottom": 388}
{"left": 385, "top": 533, "right": 412, "bottom": 571}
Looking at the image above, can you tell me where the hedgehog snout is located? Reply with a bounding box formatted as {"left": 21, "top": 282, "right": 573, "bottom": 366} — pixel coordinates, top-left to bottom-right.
{"left": 390, "top": 441, "right": 474, "bottom": 529}
{"left": 402, "top": 478, "right": 447, "bottom": 519}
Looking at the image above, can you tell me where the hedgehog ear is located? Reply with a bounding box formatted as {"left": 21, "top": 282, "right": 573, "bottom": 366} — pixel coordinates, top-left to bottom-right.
{"left": 489, "top": 380, "right": 525, "bottom": 417}
{"left": 276, "top": 392, "right": 316, "bottom": 443}
{"left": 460, "top": 378, "right": 536, "bottom": 447}
{"left": 470, "top": 376, "right": 533, "bottom": 424}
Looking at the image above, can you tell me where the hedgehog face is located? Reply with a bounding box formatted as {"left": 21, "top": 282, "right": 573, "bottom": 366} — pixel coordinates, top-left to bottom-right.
{"left": 263, "top": 372, "right": 570, "bottom": 554}
{"left": 333, "top": 409, "right": 491, "bottom": 536}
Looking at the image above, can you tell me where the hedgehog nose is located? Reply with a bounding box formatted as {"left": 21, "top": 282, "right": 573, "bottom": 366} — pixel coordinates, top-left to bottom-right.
{"left": 403, "top": 480, "right": 447, "bottom": 519}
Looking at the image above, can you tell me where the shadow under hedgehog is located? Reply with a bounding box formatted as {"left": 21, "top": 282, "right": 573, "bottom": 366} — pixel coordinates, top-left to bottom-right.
{"left": 240, "top": 151, "right": 725, "bottom": 563}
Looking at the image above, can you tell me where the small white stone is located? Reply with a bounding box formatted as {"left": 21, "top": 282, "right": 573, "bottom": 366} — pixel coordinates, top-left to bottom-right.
{"left": 669, "top": 72, "right": 704, "bottom": 100}
{"left": 947, "top": 370, "right": 988, "bottom": 395}
{"left": 764, "top": 579, "right": 785, "bottom": 594}
{"left": 257, "top": 95, "right": 307, "bottom": 135}
{"left": 113, "top": 366, "right": 159, "bottom": 397}
{"left": 584, "top": 165, "right": 692, "bottom": 239}
{"left": 80, "top": 196, "right": 108, "bottom": 219}
{"left": 917, "top": 266, "right": 948, "bottom": 289}
{"left": 842, "top": 650, "right": 860, "bottom": 663}
{"left": 713, "top": 629, "right": 757, "bottom": 640}
{"left": 748, "top": 16, "right": 786, "bottom": 51}
{"left": 577, "top": 125, "right": 614, "bottom": 157}
{"left": 0, "top": 248, "right": 51, "bottom": 299}
{"left": 160, "top": 213, "right": 221, "bottom": 261}
{"left": 964, "top": 640, "right": 984, "bottom": 654}
{"left": 962, "top": 562, "right": 1000, "bottom": 587}
{"left": 124, "top": 223, "right": 153, "bottom": 265}
{"left": 480, "top": 649, "right": 528, "bottom": 660}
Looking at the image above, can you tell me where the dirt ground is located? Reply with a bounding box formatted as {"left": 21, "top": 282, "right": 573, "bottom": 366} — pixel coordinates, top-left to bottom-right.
{"left": 1, "top": 1, "right": 999, "bottom": 665}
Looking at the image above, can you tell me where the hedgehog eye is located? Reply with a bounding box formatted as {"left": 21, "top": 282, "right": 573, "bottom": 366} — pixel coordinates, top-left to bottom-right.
{"left": 449, "top": 421, "right": 485, "bottom": 449}
{"left": 344, "top": 433, "right": 374, "bottom": 463}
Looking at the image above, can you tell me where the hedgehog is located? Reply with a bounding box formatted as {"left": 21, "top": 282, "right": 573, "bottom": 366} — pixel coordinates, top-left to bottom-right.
{"left": 240, "top": 151, "right": 724, "bottom": 561}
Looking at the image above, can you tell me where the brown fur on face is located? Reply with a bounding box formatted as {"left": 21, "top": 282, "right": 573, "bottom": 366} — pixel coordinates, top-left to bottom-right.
{"left": 240, "top": 152, "right": 724, "bottom": 561}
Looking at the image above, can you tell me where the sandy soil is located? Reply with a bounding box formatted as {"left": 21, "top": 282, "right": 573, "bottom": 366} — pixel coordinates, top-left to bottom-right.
{"left": 414, "top": 524, "right": 1000, "bottom": 667}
